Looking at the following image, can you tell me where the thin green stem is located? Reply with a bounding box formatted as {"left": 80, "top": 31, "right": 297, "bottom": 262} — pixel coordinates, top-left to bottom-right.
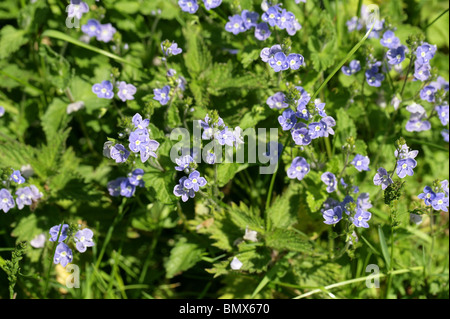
{"left": 424, "top": 8, "right": 449, "bottom": 30}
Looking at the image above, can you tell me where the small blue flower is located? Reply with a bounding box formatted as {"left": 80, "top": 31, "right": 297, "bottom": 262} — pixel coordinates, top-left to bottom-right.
{"left": 11, "top": 170, "right": 25, "bottom": 184}
{"left": 161, "top": 41, "right": 183, "bottom": 56}
{"left": 346, "top": 16, "right": 362, "bottom": 32}
{"left": 341, "top": 60, "right": 361, "bottom": 75}
{"left": 418, "top": 186, "right": 436, "bottom": 206}
{"left": 291, "top": 124, "right": 312, "bottom": 146}
{"left": 53, "top": 242, "right": 73, "bottom": 267}
{"left": 321, "top": 116, "right": 336, "bottom": 137}
{"left": 128, "top": 168, "right": 145, "bottom": 187}
{"left": 351, "top": 154, "right": 370, "bottom": 172}
{"left": 179, "top": 0, "right": 199, "bottom": 14}
{"left": 0, "top": 106, "right": 4, "bottom": 117}
{"left": 352, "top": 209, "right": 372, "bottom": 228}
{"left": 420, "top": 85, "right": 438, "bottom": 103}
{"left": 269, "top": 52, "right": 289, "bottom": 72}
{"left": 120, "top": 178, "right": 136, "bottom": 198}
{"left": 183, "top": 170, "right": 207, "bottom": 192}
{"left": 260, "top": 45, "right": 282, "bottom": 62}
{"left": 110, "top": 144, "right": 130, "bottom": 163}
{"left": 321, "top": 172, "right": 337, "bottom": 193}
{"left": 277, "top": 9, "right": 295, "bottom": 30}
{"left": 266, "top": 92, "right": 288, "bottom": 110}
{"left": 396, "top": 158, "right": 417, "bottom": 178}
{"left": 174, "top": 176, "right": 195, "bottom": 202}
{"left": 92, "top": 80, "right": 114, "bottom": 99}
{"left": 285, "top": 19, "right": 302, "bottom": 36}
{"left": 254, "top": 22, "right": 271, "bottom": 41}
{"left": 414, "top": 61, "right": 431, "bottom": 81}
{"left": 442, "top": 129, "right": 449, "bottom": 143}
{"left": 67, "top": 0, "right": 89, "bottom": 20}
{"left": 153, "top": 85, "right": 171, "bottom": 105}
{"left": 225, "top": 14, "right": 246, "bottom": 35}
{"left": 139, "top": 140, "right": 160, "bottom": 163}
{"left": 81, "top": 19, "right": 101, "bottom": 37}
{"left": 314, "top": 99, "right": 327, "bottom": 117}
{"left": 117, "top": 81, "right": 137, "bottom": 102}
{"left": 308, "top": 121, "right": 327, "bottom": 139}
{"left": 74, "top": 228, "right": 95, "bottom": 253}
{"left": 287, "top": 157, "right": 310, "bottom": 181}
{"left": 175, "top": 155, "right": 194, "bottom": 172}
{"left": 203, "top": 0, "right": 222, "bottom": 10}
{"left": 286, "top": 53, "right": 304, "bottom": 70}
{"left": 214, "top": 128, "right": 235, "bottom": 146}
{"left": 129, "top": 131, "right": 150, "bottom": 154}
{"left": 132, "top": 113, "right": 150, "bottom": 131}
{"left": 295, "top": 86, "right": 311, "bottom": 110}
{"left": 0, "top": 188, "right": 15, "bottom": 213}
{"left": 431, "top": 193, "right": 449, "bottom": 212}
{"left": 96, "top": 23, "right": 116, "bottom": 43}
{"left": 107, "top": 177, "right": 127, "bottom": 197}
{"left": 278, "top": 109, "right": 297, "bottom": 131}
{"left": 15, "top": 187, "right": 33, "bottom": 210}
{"left": 49, "top": 224, "right": 70, "bottom": 242}
{"left": 380, "top": 30, "right": 400, "bottom": 49}
{"left": 373, "top": 167, "right": 393, "bottom": 190}
{"left": 322, "top": 206, "right": 343, "bottom": 225}
{"left": 262, "top": 6, "right": 281, "bottom": 27}
{"left": 365, "top": 65, "right": 385, "bottom": 87}
{"left": 241, "top": 10, "right": 259, "bottom": 29}
{"left": 405, "top": 119, "right": 431, "bottom": 132}
{"left": 415, "top": 43, "right": 436, "bottom": 64}
{"left": 386, "top": 45, "right": 407, "bottom": 65}
{"left": 357, "top": 192, "right": 372, "bottom": 210}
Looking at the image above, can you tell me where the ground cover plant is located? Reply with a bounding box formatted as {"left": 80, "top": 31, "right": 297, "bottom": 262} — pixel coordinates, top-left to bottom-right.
{"left": 0, "top": 0, "right": 448, "bottom": 300}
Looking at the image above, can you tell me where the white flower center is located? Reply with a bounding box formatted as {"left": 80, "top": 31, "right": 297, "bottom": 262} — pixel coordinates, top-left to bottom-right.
{"left": 192, "top": 178, "right": 197, "bottom": 183}
{"left": 402, "top": 163, "right": 407, "bottom": 169}
{"left": 438, "top": 199, "right": 443, "bottom": 205}
{"left": 101, "top": 88, "right": 107, "bottom": 93}
{"left": 356, "top": 160, "right": 362, "bottom": 166}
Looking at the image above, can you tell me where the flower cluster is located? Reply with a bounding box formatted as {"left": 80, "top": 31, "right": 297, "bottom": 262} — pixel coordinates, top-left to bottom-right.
{"left": 260, "top": 45, "right": 304, "bottom": 72}
{"left": 92, "top": 80, "right": 137, "bottom": 102}
{"left": 178, "top": 0, "right": 222, "bottom": 14}
{"left": 107, "top": 168, "right": 145, "bottom": 198}
{"left": 81, "top": 19, "right": 117, "bottom": 43}
{"left": 380, "top": 30, "right": 408, "bottom": 66}
{"left": 261, "top": 4, "right": 302, "bottom": 36}
{"left": 341, "top": 60, "right": 361, "bottom": 76}
{"left": 418, "top": 180, "right": 449, "bottom": 212}
{"left": 67, "top": 0, "right": 89, "bottom": 20}
{"left": 321, "top": 192, "right": 373, "bottom": 229}
{"left": 0, "top": 169, "right": 43, "bottom": 213}
{"left": 346, "top": 5, "right": 384, "bottom": 38}
{"left": 49, "top": 223, "right": 94, "bottom": 267}
{"left": 414, "top": 42, "right": 437, "bottom": 82}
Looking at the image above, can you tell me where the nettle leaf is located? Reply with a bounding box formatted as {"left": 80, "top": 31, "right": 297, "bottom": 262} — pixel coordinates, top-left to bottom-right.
{"left": 164, "top": 236, "right": 204, "bottom": 279}
{"left": 335, "top": 107, "right": 357, "bottom": 149}
{"left": 265, "top": 228, "right": 312, "bottom": 253}
{"left": 228, "top": 202, "right": 265, "bottom": 233}
{"left": 217, "top": 163, "right": 249, "bottom": 187}
{"left": 0, "top": 25, "right": 28, "bottom": 60}
{"left": 142, "top": 168, "right": 177, "bottom": 205}
{"left": 183, "top": 24, "right": 212, "bottom": 78}
{"left": 267, "top": 183, "right": 301, "bottom": 229}
{"left": 41, "top": 98, "right": 70, "bottom": 144}
{"left": 303, "top": 171, "right": 328, "bottom": 213}
{"left": 234, "top": 243, "right": 271, "bottom": 274}
{"left": 39, "top": 44, "right": 71, "bottom": 90}
{"left": 0, "top": 140, "right": 35, "bottom": 169}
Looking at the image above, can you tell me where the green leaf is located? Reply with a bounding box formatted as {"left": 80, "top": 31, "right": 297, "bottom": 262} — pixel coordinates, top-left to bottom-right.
{"left": 228, "top": 202, "right": 265, "bottom": 233}
{"left": 217, "top": 163, "right": 249, "bottom": 187}
{"left": 378, "top": 225, "right": 391, "bottom": 270}
{"left": 164, "top": 237, "right": 204, "bottom": 279}
{"left": 0, "top": 25, "right": 28, "bottom": 60}
{"left": 265, "top": 228, "right": 312, "bottom": 253}
{"left": 41, "top": 98, "right": 70, "bottom": 144}
{"left": 267, "top": 183, "right": 301, "bottom": 229}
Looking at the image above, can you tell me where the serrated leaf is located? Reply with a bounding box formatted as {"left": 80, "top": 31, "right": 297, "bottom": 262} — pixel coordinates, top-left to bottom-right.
{"left": 265, "top": 228, "right": 312, "bottom": 253}
{"left": 267, "top": 183, "right": 301, "bottom": 229}
{"left": 0, "top": 25, "right": 28, "bottom": 60}
{"left": 41, "top": 98, "right": 70, "bottom": 144}
{"left": 164, "top": 237, "right": 204, "bottom": 279}
{"left": 229, "top": 202, "right": 265, "bottom": 233}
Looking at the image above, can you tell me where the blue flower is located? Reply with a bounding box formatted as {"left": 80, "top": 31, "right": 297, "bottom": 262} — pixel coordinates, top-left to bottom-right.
{"left": 15, "top": 187, "right": 33, "bottom": 210}
{"left": 341, "top": 60, "right": 361, "bottom": 75}
{"left": 96, "top": 23, "right": 116, "bottom": 43}
{"left": 268, "top": 52, "right": 289, "bottom": 72}
{"left": 161, "top": 41, "right": 183, "bottom": 56}
{"left": 241, "top": 10, "right": 259, "bottom": 29}
{"left": 107, "top": 177, "right": 127, "bottom": 197}
{"left": 415, "top": 43, "right": 436, "bottom": 64}
{"left": 53, "top": 242, "right": 73, "bottom": 267}
{"left": 11, "top": 170, "right": 25, "bottom": 184}
{"left": 129, "top": 130, "right": 150, "bottom": 154}
{"left": 74, "top": 228, "right": 95, "bottom": 253}
{"left": 266, "top": 92, "right": 288, "bottom": 109}
{"left": 436, "top": 76, "right": 449, "bottom": 92}
{"left": 286, "top": 53, "right": 304, "bottom": 70}
{"left": 396, "top": 158, "right": 417, "bottom": 178}
{"left": 128, "top": 169, "right": 145, "bottom": 187}
{"left": 214, "top": 128, "right": 235, "bottom": 146}
{"left": 132, "top": 113, "right": 150, "bottom": 131}
{"left": 442, "top": 129, "right": 449, "bottom": 143}
{"left": 431, "top": 193, "right": 449, "bottom": 212}
{"left": 254, "top": 22, "right": 271, "bottom": 41}
{"left": 321, "top": 172, "right": 337, "bottom": 193}
{"left": 352, "top": 209, "right": 372, "bottom": 228}
{"left": 365, "top": 65, "right": 385, "bottom": 87}
{"left": 175, "top": 155, "right": 194, "bottom": 172}
{"left": 0, "top": 188, "right": 15, "bottom": 213}
{"left": 260, "top": 44, "right": 282, "bottom": 62}
{"left": 380, "top": 30, "right": 400, "bottom": 49}
{"left": 203, "top": 0, "right": 222, "bottom": 10}
{"left": 49, "top": 224, "right": 70, "bottom": 242}
{"left": 277, "top": 9, "right": 295, "bottom": 30}
{"left": 287, "top": 157, "right": 310, "bottom": 181}
{"left": 320, "top": 116, "right": 336, "bottom": 137}
{"left": 296, "top": 104, "right": 310, "bottom": 120}
{"left": 351, "top": 154, "right": 370, "bottom": 172}
{"left": 357, "top": 192, "right": 372, "bottom": 210}
{"left": 346, "top": 16, "right": 362, "bottom": 32}
{"left": 418, "top": 186, "right": 436, "bottom": 206}
{"left": 308, "top": 121, "right": 327, "bottom": 139}
{"left": 322, "top": 206, "right": 343, "bottom": 225}
{"left": 81, "top": 19, "right": 101, "bottom": 37}
{"left": 174, "top": 177, "right": 195, "bottom": 202}
{"left": 117, "top": 81, "right": 137, "bottom": 102}
{"left": 139, "top": 140, "right": 160, "bottom": 163}
{"left": 295, "top": 86, "right": 311, "bottom": 110}
{"left": 386, "top": 45, "right": 407, "bottom": 65}
{"left": 420, "top": 85, "right": 437, "bottom": 103}
{"left": 373, "top": 167, "right": 393, "bottom": 190}
{"left": 120, "top": 178, "right": 136, "bottom": 197}
{"left": 291, "top": 123, "right": 312, "bottom": 146}
{"left": 225, "top": 14, "right": 246, "bottom": 35}
{"left": 405, "top": 119, "right": 431, "bottom": 132}
{"left": 153, "top": 85, "right": 171, "bottom": 105}
{"left": 67, "top": 0, "right": 89, "bottom": 20}
{"left": 285, "top": 19, "right": 302, "bottom": 36}
{"left": 314, "top": 99, "right": 327, "bottom": 117}
{"left": 92, "top": 80, "right": 114, "bottom": 99}
{"left": 0, "top": 106, "right": 4, "bottom": 117}
{"left": 414, "top": 61, "right": 431, "bottom": 81}
{"left": 278, "top": 109, "right": 297, "bottom": 131}
{"left": 183, "top": 170, "right": 207, "bottom": 192}
{"left": 395, "top": 143, "right": 418, "bottom": 160}
{"left": 179, "top": 0, "right": 199, "bottom": 13}
{"left": 110, "top": 144, "right": 130, "bottom": 163}
{"left": 262, "top": 6, "right": 281, "bottom": 27}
